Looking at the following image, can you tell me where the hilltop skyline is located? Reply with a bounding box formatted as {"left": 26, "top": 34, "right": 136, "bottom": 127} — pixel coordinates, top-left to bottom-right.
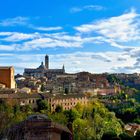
{"left": 0, "top": 0, "right": 140, "bottom": 74}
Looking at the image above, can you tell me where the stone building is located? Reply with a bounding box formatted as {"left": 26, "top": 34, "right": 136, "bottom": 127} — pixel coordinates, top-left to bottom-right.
{"left": 0, "top": 91, "right": 88, "bottom": 112}
{"left": 0, "top": 66, "right": 16, "bottom": 88}
{"left": 48, "top": 94, "right": 88, "bottom": 111}
{"left": 19, "top": 93, "right": 88, "bottom": 112}
{"left": 3, "top": 114, "right": 72, "bottom": 140}
{"left": 24, "top": 55, "right": 65, "bottom": 79}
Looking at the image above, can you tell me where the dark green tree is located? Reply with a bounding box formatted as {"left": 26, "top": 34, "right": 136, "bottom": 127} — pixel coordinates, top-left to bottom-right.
{"left": 55, "top": 105, "right": 63, "bottom": 113}
{"left": 119, "top": 133, "right": 133, "bottom": 140}
{"left": 101, "top": 131, "right": 117, "bottom": 140}
{"left": 134, "top": 130, "right": 140, "bottom": 140}
{"left": 36, "top": 99, "right": 49, "bottom": 112}
{"left": 40, "top": 84, "right": 45, "bottom": 92}
{"left": 64, "top": 109, "right": 80, "bottom": 123}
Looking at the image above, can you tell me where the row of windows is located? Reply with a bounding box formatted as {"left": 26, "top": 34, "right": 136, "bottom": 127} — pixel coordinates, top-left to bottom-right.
{"left": 51, "top": 102, "right": 76, "bottom": 107}
{"left": 51, "top": 100, "right": 87, "bottom": 111}
{"left": 52, "top": 97, "right": 86, "bottom": 104}
{"left": 20, "top": 98, "right": 87, "bottom": 107}
{"left": 21, "top": 99, "right": 36, "bottom": 104}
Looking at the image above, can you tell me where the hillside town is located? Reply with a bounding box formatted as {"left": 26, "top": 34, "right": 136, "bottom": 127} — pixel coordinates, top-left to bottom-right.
{"left": 1, "top": 55, "right": 140, "bottom": 139}
{"left": 0, "top": 55, "right": 121, "bottom": 110}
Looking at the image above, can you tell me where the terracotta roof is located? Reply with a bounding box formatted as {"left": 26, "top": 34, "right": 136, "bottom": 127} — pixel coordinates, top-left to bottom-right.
{"left": 0, "top": 93, "right": 41, "bottom": 99}
{"left": 0, "top": 66, "right": 14, "bottom": 69}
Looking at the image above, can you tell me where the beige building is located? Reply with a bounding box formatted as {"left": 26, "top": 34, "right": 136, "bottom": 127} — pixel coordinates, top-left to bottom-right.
{"left": 0, "top": 92, "right": 88, "bottom": 112}
{"left": 44, "top": 94, "right": 88, "bottom": 112}
{"left": 0, "top": 66, "right": 16, "bottom": 88}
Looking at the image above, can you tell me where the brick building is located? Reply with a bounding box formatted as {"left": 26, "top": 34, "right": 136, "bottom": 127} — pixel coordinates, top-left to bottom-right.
{"left": 0, "top": 92, "right": 88, "bottom": 112}
{"left": 49, "top": 94, "right": 88, "bottom": 111}
{"left": 0, "top": 66, "right": 16, "bottom": 88}
{"left": 3, "top": 114, "right": 72, "bottom": 140}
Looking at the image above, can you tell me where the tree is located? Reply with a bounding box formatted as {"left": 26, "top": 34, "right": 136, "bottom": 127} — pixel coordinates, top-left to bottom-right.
{"left": 64, "top": 109, "right": 80, "bottom": 123}
{"left": 13, "top": 104, "right": 20, "bottom": 114}
{"left": 73, "top": 118, "right": 95, "bottom": 140}
{"left": 20, "top": 105, "right": 33, "bottom": 114}
{"left": 36, "top": 99, "right": 49, "bottom": 112}
{"left": 55, "top": 105, "right": 63, "bottom": 113}
{"left": 134, "top": 130, "right": 140, "bottom": 140}
{"left": 49, "top": 112, "right": 68, "bottom": 125}
{"left": 40, "top": 84, "right": 45, "bottom": 92}
{"left": 119, "top": 133, "right": 133, "bottom": 140}
{"left": 101, "top": 131, "right": 117, "bottom": 140}
{"left": 65, "top": 88, "right": 69, "bottom": 94}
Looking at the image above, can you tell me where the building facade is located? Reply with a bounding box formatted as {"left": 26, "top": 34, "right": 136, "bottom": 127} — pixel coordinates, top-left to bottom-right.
{"left": 0, "top": 66, "right": 16, "bottom": 88}
{"left": 4, "top": 114, "right": 72, "bottom": 140}
{"left": 49, "top": 94, "right": 88, "bottom": 111}
{"left": 0, "top": 92, "right": 88, "bottom": 112}
{"left": 24, "top": 55, "right": 65, "bottom": 79}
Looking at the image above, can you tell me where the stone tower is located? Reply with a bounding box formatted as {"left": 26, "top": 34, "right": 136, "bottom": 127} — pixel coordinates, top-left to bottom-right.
{"left": 62, "top": 64, "right": 65, "bottom": 73}
{"left": 0, "top": 66, "right": 16, "bottom": 88}
{"left": 45, "top": 55, "right": 49, "bottom": 69}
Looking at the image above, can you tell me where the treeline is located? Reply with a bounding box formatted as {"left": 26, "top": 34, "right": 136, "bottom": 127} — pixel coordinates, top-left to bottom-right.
{"left": 0, "top": 98, "right": 123, "bottom": 140}
{"left": 101, "top": 89, "right": 140, "bottom": 124}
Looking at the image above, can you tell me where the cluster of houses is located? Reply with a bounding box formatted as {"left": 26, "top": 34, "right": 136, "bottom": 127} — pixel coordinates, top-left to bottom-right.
{"left": 0, "top": 55, "right": 121, "bottom": 112}
{"left": 2, "top": 55, "right": 140, "bottom": 139}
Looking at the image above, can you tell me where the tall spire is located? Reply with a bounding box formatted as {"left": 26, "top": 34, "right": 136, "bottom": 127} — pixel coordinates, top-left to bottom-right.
{"left": 62, "top": 64, "right": 65, "bottom": 73}
{"left": 45, "top": 54, "right": 49, "bottom": 69}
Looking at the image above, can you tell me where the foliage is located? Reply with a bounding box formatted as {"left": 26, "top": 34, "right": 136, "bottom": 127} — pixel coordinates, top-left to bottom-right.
{"left": 134, "top": 130, "right": 140, "bottom": 140}
{"left": 55, "top": 105, "right": 63, "bottom": 113}
{"left": 64, "top": 108, "right": 80, "bottom": 123}
{"left": 101, "top": 131, "right": 117, "bottom": 140}
{"left": 49, "top": 112, "right": 68, "bottom": 125}
{"left": 119, "top": 133, "right": 133, "bottom": 140}
{"left": 0, "top": 98, "right": 123, "bottom": 140}
{"left": 72, "top": 100, "right": 122, "bottom": 140}
{"left": 36, "top": 99, "right": 49, "bottom": 112}
{"left": 40, "top": 84, "right": 45, "bottom": 92}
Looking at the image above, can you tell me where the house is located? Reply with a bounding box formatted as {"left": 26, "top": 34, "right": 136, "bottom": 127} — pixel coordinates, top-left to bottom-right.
{"left": 124, "top": 123, "right": 140, "bottom": 136}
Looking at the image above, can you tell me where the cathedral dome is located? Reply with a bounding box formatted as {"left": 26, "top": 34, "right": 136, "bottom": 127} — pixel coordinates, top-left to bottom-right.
{"left": 38, "top": 62, "right": 46, "bottom": 69}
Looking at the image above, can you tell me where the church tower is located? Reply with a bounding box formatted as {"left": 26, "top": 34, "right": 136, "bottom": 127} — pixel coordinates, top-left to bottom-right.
{"left": 62, "top": 64, "right": 65, "bottom": 73}
{"left": 45, "top": 55, "right": 49, "bottom": 69}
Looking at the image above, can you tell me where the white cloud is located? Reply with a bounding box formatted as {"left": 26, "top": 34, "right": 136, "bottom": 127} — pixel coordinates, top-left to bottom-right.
{"left": 0, "top": 32, "right": 13, "bottom": 36}
{"left": 33, "top": 26, "right": 63, "bottom": 31}
{"left": 0, "top": 45, "right": 16, "bottom": 51}
{"left": 21, "top": 37, "right": 82, "bottom": 50}
{"left": 0, "top": 53, "right": 14, "bottom": 56}
{"left": 0, "top": 31, "right": 84, "bottom": 49}
{"left": 1, "top": 9, "right": 140, "bottom": 74}
{"left": 0, "top": 50, "right": 139, "bottom": 74}
{"left": 75, "top": 9, "right": 140, "bottom": 43}
{"left": 2, "top": 32, "right": 37, "bottom": 42}
{"left": 10, "top": 51, "right": 137, "bottom": 74}
{"left": 0, "top": 16, "right": 29, "bottom": 26}
{"left": 84, "top": 5, "right": 104, "bottom": 11}
{"left": 50, "top": 52, "right": 138, "bottom": 73}
{"left": 70, "top": 5, "right": 104, "bottom": 13}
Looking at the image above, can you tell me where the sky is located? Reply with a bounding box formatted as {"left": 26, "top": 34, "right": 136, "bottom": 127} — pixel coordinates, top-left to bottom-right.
{"left": 1, "top": 0, "right": 140, "bottom": 74}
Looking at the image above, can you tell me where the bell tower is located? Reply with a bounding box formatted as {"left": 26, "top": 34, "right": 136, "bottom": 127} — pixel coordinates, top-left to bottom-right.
{"left": 45, "top": 55, "right": 49, "bottom": 69}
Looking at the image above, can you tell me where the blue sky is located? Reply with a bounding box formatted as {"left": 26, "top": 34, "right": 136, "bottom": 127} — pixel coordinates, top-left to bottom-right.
{"left": 1, "top": 0, "right": 140, "bottom": 74}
